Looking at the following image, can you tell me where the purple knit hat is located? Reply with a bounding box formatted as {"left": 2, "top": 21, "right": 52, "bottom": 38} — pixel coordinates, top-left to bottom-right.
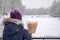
{"left": 10, "top": 10, "right": 22, "bottom": 20}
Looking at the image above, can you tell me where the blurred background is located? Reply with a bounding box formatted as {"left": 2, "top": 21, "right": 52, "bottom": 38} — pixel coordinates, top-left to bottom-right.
{"left": 0, "top": 0, "right": 60, "bottom": 40}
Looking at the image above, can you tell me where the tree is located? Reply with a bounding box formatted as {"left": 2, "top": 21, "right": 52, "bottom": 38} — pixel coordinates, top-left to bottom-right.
{"left": 50, "top": 0, "right": 60, "bottom": 17}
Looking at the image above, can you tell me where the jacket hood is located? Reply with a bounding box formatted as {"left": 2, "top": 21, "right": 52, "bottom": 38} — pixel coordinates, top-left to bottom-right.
{"left": 3, "top": 18, "right": 23, "bottom": 25}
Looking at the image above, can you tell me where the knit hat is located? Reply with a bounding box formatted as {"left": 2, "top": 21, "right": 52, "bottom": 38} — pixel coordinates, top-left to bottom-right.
{"left": 10, "top": 9, "right": 22, "bottom": 20}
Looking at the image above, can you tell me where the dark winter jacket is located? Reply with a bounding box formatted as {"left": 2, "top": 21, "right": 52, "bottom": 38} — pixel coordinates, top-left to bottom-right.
{"left": 3, "top": 22, "right": 32, "bottom": 40}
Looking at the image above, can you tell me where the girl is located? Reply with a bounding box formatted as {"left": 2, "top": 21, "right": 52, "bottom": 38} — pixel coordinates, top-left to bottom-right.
{"left": 3, "top": 9, "right": 32, "bottom": 40}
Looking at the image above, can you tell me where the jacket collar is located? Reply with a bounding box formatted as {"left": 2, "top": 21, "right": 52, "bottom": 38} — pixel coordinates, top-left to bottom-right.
{"left": 3, "top": 18, "right": 23, "bottom": 25}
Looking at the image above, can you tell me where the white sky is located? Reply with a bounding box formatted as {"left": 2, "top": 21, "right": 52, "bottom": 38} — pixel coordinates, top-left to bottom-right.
{"left": 22, "top": 0, "right": 54, "bottom": 9}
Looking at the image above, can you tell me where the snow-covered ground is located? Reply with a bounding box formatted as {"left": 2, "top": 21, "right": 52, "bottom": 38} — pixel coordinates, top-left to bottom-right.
{"left": 22, "top": 15, "right": 60, "bottom": 37}
{"left": 0, "top": 15, "right": 60, "bottom": 38}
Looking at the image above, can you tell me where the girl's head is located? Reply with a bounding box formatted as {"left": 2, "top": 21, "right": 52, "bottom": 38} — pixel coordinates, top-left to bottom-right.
{"left": 10, "top": 9, "right": 22, "bottom": 20}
